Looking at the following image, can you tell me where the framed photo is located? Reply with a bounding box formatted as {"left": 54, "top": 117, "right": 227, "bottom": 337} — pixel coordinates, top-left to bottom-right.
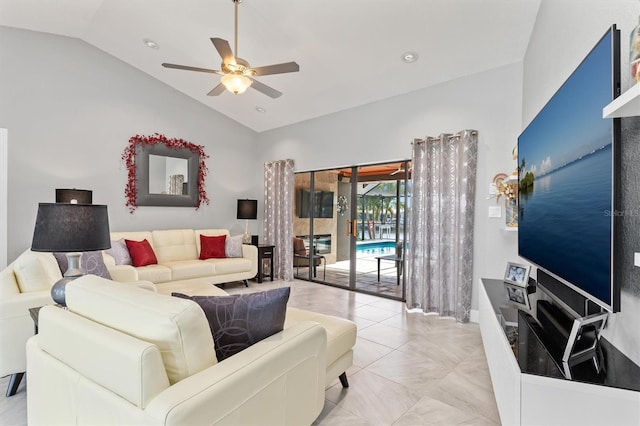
{"left": 504, "top": 282, "right": 531, "bottom": 310}
{"left": 504, "top": 261, "right": 530, "bottom": 287}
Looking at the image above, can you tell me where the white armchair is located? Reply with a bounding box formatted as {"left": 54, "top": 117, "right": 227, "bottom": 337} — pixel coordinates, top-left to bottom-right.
{"left": 0, "top": 250, "right": 59, "bottom": 396}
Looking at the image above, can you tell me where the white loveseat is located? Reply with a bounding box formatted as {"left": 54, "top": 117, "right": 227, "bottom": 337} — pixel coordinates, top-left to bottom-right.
{"left": 27, "top": 276, "right": 328, "bottom": 425}
{"left": 105, "top": 228, "right": 258, "bottom": 293}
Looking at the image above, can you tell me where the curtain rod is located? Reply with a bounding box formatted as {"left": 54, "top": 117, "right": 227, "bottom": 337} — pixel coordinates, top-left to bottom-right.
{"left": 411, "top": 130, "right": 478, "bottom": 145}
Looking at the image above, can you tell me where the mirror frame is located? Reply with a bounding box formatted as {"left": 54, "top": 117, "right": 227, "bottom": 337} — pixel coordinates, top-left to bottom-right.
{"left": 135, "top": 143, "right": 200, "bottom": 207}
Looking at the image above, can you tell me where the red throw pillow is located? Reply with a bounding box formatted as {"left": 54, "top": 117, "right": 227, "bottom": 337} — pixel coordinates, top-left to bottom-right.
{"left": 125, "top": 239, "right": 158, "bottom": 267}
{"left": 200, "top": 234, "right": 227, "bottom": 259}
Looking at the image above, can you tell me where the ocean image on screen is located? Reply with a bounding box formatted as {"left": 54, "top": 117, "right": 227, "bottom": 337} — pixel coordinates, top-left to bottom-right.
{"left": 518, "top": 30, "right": 613, "bottom": 307}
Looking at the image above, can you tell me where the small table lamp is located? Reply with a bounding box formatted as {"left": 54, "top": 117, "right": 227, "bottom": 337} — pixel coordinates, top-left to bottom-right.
{"left": 237, "top": 199, "right": 257, "bottom": 244}
{"left": 55, "top": 188, "right": 93, "bottom": 204}
{"left": 31, "top": 203, "right": 111, "bottom": 306}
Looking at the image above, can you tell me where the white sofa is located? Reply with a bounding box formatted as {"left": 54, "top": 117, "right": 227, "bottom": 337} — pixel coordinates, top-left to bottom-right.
{"left": 105, "top": 229, "right": 258, "bottom": 292}
{"left": 27, "top": 276, "right": 328, "bottom": 425}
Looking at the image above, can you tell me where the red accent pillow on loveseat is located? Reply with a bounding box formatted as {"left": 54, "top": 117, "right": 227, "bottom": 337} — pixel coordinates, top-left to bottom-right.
{"left": 200, "top": 234, "right": 227, "bottom": 259}
{"left": 125, "top": 239, "right": 158, "bottom": 267}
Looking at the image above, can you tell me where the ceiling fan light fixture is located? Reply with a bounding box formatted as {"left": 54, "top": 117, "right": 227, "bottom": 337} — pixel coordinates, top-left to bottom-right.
{"left": 221, "top": 73, "right": 252, "bottom": 95}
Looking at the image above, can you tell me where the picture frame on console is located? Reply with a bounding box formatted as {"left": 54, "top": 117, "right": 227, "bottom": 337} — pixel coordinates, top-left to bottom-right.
{"left": 504, "top": 282, "right": 531, "bottom": 310}
{"left": 504, "top": 261, "right": 530, "bottom": 287}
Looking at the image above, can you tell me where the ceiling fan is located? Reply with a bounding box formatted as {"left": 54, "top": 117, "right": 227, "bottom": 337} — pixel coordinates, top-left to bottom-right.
{"left": 161, "top": 0, "right": 299, "bottom": 98}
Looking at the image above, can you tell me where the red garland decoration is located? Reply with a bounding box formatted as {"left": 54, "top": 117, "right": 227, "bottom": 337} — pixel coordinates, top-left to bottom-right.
{"left": 122, "top": 133, "right": 210, "bottom": 213}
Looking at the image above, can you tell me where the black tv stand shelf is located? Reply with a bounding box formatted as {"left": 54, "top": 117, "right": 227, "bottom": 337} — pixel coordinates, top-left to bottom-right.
{"left": 479, "top": 278, "right": 640, "bottom": 425}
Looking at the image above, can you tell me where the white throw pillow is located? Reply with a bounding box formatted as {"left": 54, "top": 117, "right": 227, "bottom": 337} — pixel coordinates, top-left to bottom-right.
{"left": 225, "top": 235, "right": 244, "bottom": 258}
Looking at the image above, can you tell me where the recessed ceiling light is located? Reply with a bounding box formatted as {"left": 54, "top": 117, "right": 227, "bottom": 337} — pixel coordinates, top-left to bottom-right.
{"left": 143, "top": 39, "right": 159, "bottom": 49}
{"left": 255, "top": 106, "right": 266, "bottom": 113}
{"left": 401, "top": 51, "right": 418, "bottom": 63}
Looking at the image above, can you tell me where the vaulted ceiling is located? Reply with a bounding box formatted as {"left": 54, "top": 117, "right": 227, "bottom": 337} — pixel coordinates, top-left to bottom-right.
{"left": 0, "top": 0, "right": 541, "bottom": 132}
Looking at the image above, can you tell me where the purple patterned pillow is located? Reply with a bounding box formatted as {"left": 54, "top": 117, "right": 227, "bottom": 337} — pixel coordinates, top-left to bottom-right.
{"left": 173, "top": 287, "right": 290, "bottom": 361}
{"left": 53, "top": 251, "right": 112, "bottom": 280}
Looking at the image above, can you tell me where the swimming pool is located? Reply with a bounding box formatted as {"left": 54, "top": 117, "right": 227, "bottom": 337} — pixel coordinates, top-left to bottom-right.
{"left": 356, "top": 241, "right": 396, "bottom": 255}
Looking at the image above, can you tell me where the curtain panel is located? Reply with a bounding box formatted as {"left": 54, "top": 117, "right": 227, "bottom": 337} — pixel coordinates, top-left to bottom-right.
{"left": 263, "top": 159, "right": 295, "bottom": 281}
{"left": 407, "top": 130, "right": 478, "bottom": 322}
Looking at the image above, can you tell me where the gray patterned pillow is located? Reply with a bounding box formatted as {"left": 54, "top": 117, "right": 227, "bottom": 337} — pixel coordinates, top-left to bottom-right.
{"left": 105, "top": 238, "right": 132, "bottom": 265}
{"left": 173, "top": 287, "right": 290, "bottom": 361}
{"left": 53, "top": 251, "right": 112, "bottom": 279}
{"left": 225, "top": 234, "right": 244, "bottom": 258}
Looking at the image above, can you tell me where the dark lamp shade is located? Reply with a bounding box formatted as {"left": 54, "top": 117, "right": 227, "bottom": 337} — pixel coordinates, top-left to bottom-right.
{"left": 56, "top": 188, "right": 93, "bottom": 204}
{"left": 31, "top": 203, "right": 111, "bottom": 252}
{"left": 237, "top": 199, "right": 257, "bottom": 220}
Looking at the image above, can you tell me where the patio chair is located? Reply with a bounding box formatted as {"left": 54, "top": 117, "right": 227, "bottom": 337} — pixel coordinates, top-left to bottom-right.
{"left": 293, "top": 237, "right": 325, "bottom": 279}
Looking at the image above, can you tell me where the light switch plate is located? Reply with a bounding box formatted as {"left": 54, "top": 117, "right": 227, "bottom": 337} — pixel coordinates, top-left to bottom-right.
{"left": 489, "top": 206, "right": 501, "bottom": 218}
{"left": 635, "top": 252, "right": 640, "bottom": 267}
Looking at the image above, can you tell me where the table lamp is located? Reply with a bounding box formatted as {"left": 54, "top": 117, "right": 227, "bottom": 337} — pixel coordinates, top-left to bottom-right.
{"left": 31, "top": 203, "right": 111, "bottom": 306}
{"left": 237, "top": 199, "right": 257, "bottom": 244}
{"left": 55, "top": 188, "right": 93, "bottom": 204}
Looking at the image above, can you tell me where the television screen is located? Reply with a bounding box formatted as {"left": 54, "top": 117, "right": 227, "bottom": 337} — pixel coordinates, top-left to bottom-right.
{"left": 518, "top": 26, "right": 620, "bottom": 312}
{"left": 297, "top": 189, "right": 334, "bottom": 218}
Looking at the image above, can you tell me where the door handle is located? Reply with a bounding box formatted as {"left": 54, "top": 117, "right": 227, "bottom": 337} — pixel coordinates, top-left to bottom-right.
{"left": 352, "top": 220, "right": 357, "bottom": 237}
{"left": 346, "top": 220, "right": 351, "bottom": 236}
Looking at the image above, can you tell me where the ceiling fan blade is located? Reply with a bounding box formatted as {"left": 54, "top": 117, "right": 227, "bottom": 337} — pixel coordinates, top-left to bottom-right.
{"left": 211, "top": 38, "right": 236, "bottom": 65}
{"left": 162, "top": 63, "right": 218, "bottom": 74}
{"left": 250, "top": 61, "right": 300, "bottom": 76}
{"left": 207, "top": 83, "right": 226, "bottom": 96}
{"left": 249, "top": 78, "right": 282, "bottom": 98}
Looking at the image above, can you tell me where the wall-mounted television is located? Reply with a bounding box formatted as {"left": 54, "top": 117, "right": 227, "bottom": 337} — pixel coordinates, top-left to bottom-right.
{"left": 297, "top": 189, "right": 334, "bottom": 218}
{"left": 518, "top": 25, "right": 621, "bottom": 312}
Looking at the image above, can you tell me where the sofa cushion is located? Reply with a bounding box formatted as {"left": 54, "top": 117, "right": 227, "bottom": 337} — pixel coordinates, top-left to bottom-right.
{"left": 66, "top": 275, "right": 217, "bottom": 385}
{"left": 204, "top": 257, "right": 252, "bottom": 275}
{"left": 154, "top": 278, "right": 229, "bottom": 297}
{"left": 285, "top": 307, "right": 357, "bottom": 369}
{"left": 126, "top": 239, "right": 158, "bottom": 267}
{"left": 53, "top": 251, "right": 112, "bottom": 280}
{"left": 135, "top": 264, "right": 173, "bottom": 283}
{"left": 199, "top": 235, "right": 226, "bottom": 260}
{"left": 225, "top": 234, "right": 244, "bottom": 258}
{"left": 174, "top": 287, "right": 290, "bottom": 361}
{"left": 163, "top": 260, "right": 216, "bottom": 281}
{"left": 0, "top": 264, "right": 20, "bottom": 296}
{"left": 151, "top": 229, "right": 198, "bottom": 263}
{"left": 105, "top": 238, "right": 132, "bottom": 266}
{"left": 13, "top": 251, "right": 62, "bottom": 293}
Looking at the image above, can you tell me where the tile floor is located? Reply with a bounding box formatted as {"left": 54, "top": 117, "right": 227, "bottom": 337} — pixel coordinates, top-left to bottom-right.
{"left": 0, "top": 279, "right": 500, "bottom": 425}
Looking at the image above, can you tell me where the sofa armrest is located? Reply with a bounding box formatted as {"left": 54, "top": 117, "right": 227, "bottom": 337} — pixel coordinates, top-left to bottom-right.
{"left": 0, "top": 291, "right": 52, "bottom": 376}
{"left": 107, "top": 265, "right": 138, "bottom": 282}
{"left": 144, "top": 321, "right": 327, "bottom": 425}
{"left": 241, "top": 244, "right": 258, "bottom": 277}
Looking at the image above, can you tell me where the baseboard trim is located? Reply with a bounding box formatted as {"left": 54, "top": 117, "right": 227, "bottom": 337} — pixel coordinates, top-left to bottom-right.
{"left": 470, "top": 309, "right": 479, "bottom": 323}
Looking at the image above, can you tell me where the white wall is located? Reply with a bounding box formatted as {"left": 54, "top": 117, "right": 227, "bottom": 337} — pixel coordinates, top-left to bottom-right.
{"left": 0, "top": 128, "right": 7, "bottom": 268}
{"left": 0, "top": 26, "right": 262, "bottom": 261}
{"left": 522, "top": 0, "right": 640, "bottom": 365}
{"left": 259, "top": 63, "right": 524, "bottom": 311}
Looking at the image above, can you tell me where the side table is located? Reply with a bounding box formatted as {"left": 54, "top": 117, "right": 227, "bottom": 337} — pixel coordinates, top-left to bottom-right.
{"left": 256, "top": 244, "right": 275, "bottom": 283}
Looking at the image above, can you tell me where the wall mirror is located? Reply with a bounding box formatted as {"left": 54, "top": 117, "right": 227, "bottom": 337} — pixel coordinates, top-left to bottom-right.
{"left": 135, "top": 143, "right": 199, "bottom": 207}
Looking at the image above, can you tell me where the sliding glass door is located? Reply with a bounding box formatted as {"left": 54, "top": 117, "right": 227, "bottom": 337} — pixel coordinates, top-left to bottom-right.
{"left": 293, "top": 161, "right": 410, "bottom": 301}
